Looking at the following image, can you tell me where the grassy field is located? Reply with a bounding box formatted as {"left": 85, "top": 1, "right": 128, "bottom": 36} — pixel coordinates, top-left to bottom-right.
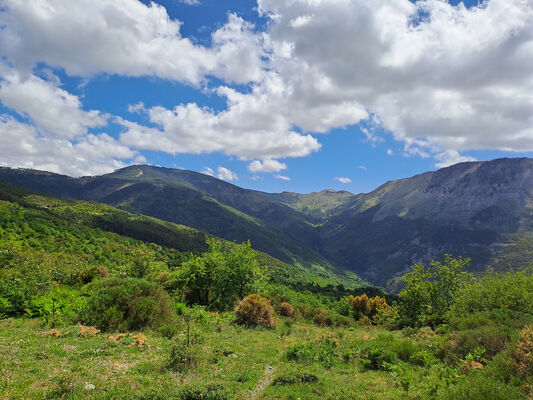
{"left": 0, "top": 317, "right": 439, "bottom": 400}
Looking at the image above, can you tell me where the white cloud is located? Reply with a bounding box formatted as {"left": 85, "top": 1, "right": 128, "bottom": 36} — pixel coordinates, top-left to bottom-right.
{"left": 335, "top": 177, "right": 351, "bottom": 184}
{"left": 275, "top": 174, "right": 290, "bottom": 181}
{"left": 217, "top": 166, "right": 238, "bottom": 181}
{"left": 201, "top": 166, "right": 214, "bottom": 177}
{"left": 386, "top": 149, "right": 394, "bottom": 156}
{"left": 0, "top": 68, "right": 108, "bottom": 138}
{"left": 1, "top": 0, "right": 532, "bottom": 173}
{"left": 0, "top": 1, "right": 264, "bottom": 86}
{"left": 128, "top": 102, "right": 146, "bottom": 114}
{"left": 434, "top": 150, "right": 477, "bottom": 168}
{"left": 179, "top": 0, "right": 200, "bottom": 5}
{"left": 0, "top": 115, "right": 141, "bottom": 176}
{"left": 357, "top": 166, "right": 368, "bottom": 171}
{"left": 248, "top": 158, "right": 287, "bottom": 173}
{"left": 118, "top": 81, "right": 322, "bottom": 160}
{"left": 257, "top": 0, "right": 533, "bottom": 158}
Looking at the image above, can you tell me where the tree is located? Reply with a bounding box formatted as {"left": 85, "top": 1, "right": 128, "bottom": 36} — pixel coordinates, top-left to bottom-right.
{"left": 397, "top": 254, "right": 470, "bottom": 327}
{"left": 171, "top": 239, "right": 264, "bottom": 310}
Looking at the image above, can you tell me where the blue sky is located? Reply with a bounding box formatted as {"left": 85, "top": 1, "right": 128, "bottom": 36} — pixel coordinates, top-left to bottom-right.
{"left": 0, "top": 0, "right": 531, "bottom": 194}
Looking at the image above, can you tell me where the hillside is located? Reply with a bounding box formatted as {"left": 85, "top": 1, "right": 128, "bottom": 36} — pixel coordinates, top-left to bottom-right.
{"left": 0, "top": 181, "right": 368, "bottom": 292}
{"left": 1, "top": 157, "right": 531, "bottom": 289}
{"left": 318, "top": 158, "right": 533, "bottom": 286}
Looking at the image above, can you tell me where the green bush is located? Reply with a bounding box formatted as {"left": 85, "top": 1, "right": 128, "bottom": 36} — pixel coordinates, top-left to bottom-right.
{"left": 176, "top": 383, "right": 230, "bottom": 400}
{"left": 441, "top": 372, "right": 525, "bottom": 400}
{"left": 159, "top": 323, "right": 179, "bottom": 339}
{"left": 286, "top": 334, "right": 339, "bottom": 368}
{"left": 447, "top": 269, "right": 533, "bottom": 360}
{"left": 26, "top": 285, "right": 86, "bottom": 326}
{"left": 80, "top": 277, "right": 173, "bottom": 331}
{"left": 166, "top": 340, "right": 199, "bottom": 373}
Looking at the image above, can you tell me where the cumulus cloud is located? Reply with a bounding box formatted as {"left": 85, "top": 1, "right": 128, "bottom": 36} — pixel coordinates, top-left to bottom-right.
{"left": 387, "top": 149, "right": 394, "bottom": 156}
{"left": 275, "top": 175, "right": 290, "bottom": 181}
{"left": 0, "top": 68, "right": 108, "bottom": 138}
{"left": 335, "top": 177, "right": 351, "bottom": 184}
{"left": 257, "top": 0, "right": 533, "bottom": 158}
{"left": 0, "top": 1, "right": 264, "bottom": 85}
{"left": 118, "top": 81, "right": 321, "bottom": 160}
{"left": 179, "top": 0, "right": 200, "bottom": 5}
{"left": 217, "top": 166, "right": 238, "bottom": 181}
{"left": 0, "top": 115, "right": 141, "bottom": 176}
{"left": 248, "top": 158, "right": 287, "bottom": 173}
{"left": 357, "top": 166, "right": 368, "bottom": 171}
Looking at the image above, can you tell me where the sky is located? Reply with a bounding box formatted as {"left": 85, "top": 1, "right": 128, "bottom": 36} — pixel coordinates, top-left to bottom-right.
{"left": 0, "top": 0, "right": 532, "bottom": 194}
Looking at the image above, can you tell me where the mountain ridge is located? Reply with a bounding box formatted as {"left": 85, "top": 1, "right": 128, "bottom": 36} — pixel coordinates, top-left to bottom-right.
{"left": 1, "top": 157, "right": 531, "bottom": 290}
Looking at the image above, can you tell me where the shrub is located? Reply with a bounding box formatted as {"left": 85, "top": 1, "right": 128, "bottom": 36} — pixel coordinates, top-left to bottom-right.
{"left": 514, "top": 325, "right": 533, "bottom": 377}
{"left": 349, "top": 294, "right": 393, "bottom": 323}
{"left": 77, "top": 265, "right": 108, "bottom": 284}
{"left": 159, "top": 323, "right": 178, "bottom": 339}
{"left": 286, "top": 334, "right": 339, "bottom": 368}
{"left": 359, "top": 344, "right": 398, "bottom": 371}
{"left": 80, "top": 277, "right": 173, "bottom": 331}
{"left": 278, "top": 302, "right": 294, "bottom": 318}
{"left": 350, "top": 294, "right": 371, "bottom": 316}
{"left": 234, "top": 294, "right": 276, "bottom": 328}
{"left": 166, "top": 340, "right": 199, "bottom": 372}
{"left": 313, "top": 308, "right": 332, "bottom": 326}
{"left": 176, "top": 383, "right": 230, "bottom": 400}
{"left": 272, "top": 373, "right": 318, "bottom": 385}
{"left": 26, "top": 285, "right": 86, "bottom": 326}
{"left": 441, "top": 372, "right": 524, "bottom": 400}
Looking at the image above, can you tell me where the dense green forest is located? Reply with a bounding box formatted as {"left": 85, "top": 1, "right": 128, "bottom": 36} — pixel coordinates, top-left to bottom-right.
{"left": 0, "top": 181, "right": 532, "bottom": 399}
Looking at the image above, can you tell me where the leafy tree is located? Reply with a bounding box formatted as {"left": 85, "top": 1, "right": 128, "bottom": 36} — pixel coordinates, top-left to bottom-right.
{"left": 397, "top": 254, "right": 470, "bottom": 327}
{"left": 170, "top": 239, "right": 264, "bottom": 310}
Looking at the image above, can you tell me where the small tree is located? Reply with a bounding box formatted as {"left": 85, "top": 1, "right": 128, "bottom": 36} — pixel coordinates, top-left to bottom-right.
{"left": 172, "top": 239, "right": 264, "bottom": 310}
{"left": 397, "top": 254, "right": 470, "bottom": 327}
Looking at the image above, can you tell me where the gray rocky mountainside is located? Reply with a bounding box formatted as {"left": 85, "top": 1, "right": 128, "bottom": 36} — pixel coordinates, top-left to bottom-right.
{"left": 0, "top": 157, "right": 531, "bottom": 290}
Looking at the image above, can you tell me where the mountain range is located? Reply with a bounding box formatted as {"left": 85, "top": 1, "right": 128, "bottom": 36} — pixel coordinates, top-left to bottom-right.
{"left": 1, "top": 157, "right": 531, "bottom": 290}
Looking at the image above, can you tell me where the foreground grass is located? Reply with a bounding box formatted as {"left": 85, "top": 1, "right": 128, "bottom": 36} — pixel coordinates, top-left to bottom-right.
{"left": 0, "top": 318, "right": 413, "bottom": 400}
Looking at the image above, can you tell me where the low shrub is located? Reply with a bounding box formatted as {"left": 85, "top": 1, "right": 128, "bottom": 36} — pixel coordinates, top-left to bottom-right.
{"left": 286, "top": 334, "right": 339, "bottom": 368}
{"left": 234, "top": 294, "right": 277, "bottom": 328}
{"left": 278, "top": 302, "right": 294, "bottom": 318}
{"left": 359, "top": 344, "right": 398, "bottom": 371}
{"left": 176, "top": 382, "right": 231, "bottom": 400}
{"left": 77, "top": 265, "right": 108, "bottom": 284}
{"left": 513, "top": 324, "right": 533, "bottom": 377}
{"left": 80, "top": 277, "right": 174, "bottom": 331}
{"left": 272, "top": 373, "right": 318, "bottom": 385}
{"left": 159, "top": 323, "right": 179, "bottom": 339}
{"left": 166, "top": 340, "right": 199, "bottom": 373}
{"left": 26, "top": 285, "right": 86, "bottom": 326}
{"left": 313, "top": 308, "right": 332, "bottom": 327}
{"left": 441, "top": 372, "right": 525, "bottom": 400}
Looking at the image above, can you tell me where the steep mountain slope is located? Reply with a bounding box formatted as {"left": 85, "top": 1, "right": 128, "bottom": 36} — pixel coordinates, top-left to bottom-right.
{"left": 1, "top": 157, "right": 531, "bottom": 290}
{"left": 319, "top": 158, "right": 533, "bottom": 286}
{"left": 260, "top": 189, "right": 358, "bottom": 222}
